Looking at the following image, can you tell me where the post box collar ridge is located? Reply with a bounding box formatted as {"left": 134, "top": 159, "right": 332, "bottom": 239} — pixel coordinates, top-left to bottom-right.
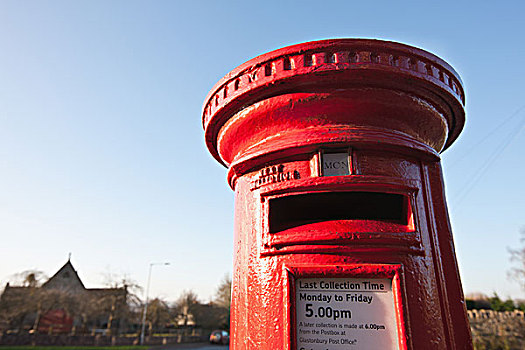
{"left": 202, "top": 38, "right": 465, "bottom": 167}
{"left": 202, "top": 39, "right": 472, "bottom": 349}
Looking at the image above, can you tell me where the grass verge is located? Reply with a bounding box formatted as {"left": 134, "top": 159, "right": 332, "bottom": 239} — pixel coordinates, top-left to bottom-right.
{"left": 0, "top": 346, "right": 150, "bottom": 350}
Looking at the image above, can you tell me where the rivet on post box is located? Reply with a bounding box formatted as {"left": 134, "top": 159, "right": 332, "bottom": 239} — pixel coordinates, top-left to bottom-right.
{"left": 203, "top": 39, "right": 472, "bottom": 349}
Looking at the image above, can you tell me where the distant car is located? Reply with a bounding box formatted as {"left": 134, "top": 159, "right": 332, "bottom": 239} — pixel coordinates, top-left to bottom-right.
{"left": 209, "top": 330, "right": 229, "bottom": 345}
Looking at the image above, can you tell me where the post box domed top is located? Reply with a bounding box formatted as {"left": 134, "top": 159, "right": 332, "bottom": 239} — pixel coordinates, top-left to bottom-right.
{"left": 203, "top": 39, "right": 465, "bottom": 167}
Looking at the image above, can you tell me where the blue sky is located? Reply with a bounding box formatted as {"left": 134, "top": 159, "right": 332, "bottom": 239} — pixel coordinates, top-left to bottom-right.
{"left": 0, "top": 0, "right": 524, "bottom": 302}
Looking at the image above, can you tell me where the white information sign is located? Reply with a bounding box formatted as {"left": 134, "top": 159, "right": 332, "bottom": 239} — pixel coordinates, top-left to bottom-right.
{"left": 322, "top": 152, "right": 350, "bottom": 176}
{"left": 295, "top": 277, "right": 400, "bottom": 350}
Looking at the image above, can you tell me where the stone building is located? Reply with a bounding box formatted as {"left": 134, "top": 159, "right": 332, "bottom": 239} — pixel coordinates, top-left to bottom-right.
{"left": 0, "top": 260, "right": 128, "bottom": 334}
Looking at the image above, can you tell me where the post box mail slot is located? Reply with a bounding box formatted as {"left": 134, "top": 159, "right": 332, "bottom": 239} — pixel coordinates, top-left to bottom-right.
{"left": 269, "top": 191, "right": 412, "bottom": 233}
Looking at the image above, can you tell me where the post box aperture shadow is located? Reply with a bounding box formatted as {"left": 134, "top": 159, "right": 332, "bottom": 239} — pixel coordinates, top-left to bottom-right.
{"left": 268, "top": 191, "right": 410, "bottom": 233}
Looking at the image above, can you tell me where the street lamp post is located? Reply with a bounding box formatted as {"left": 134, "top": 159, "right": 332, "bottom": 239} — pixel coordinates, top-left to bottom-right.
{"left": 140, "top": 262, "right": 170, "bottom": 345}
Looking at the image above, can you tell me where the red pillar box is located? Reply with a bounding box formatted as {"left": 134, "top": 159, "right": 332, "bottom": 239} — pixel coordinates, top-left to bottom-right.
{"left": 203, "top": 39, "right": 472, "bottom": 349}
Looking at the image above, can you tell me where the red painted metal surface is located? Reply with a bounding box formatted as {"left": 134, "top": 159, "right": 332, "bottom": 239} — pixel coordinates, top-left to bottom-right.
{"left": 203, "top": 39, "right": 472, "bottom": 349}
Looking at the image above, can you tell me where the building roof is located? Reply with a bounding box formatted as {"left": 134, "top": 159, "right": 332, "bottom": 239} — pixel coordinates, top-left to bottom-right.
{"left": 2, "top": 259, "right": 126, "bottom": 299}
{"left": 41, "top": 259, "right": 86, "bottom": 291}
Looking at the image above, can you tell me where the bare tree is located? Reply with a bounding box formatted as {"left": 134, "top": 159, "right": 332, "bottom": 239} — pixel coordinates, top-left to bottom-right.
{"left": 214, "top": 274, "right": 231, "bottom": 309}
{"left": 145, "top": 298, "right": 171, "bottom": 334}
{"left": 0, "top": 271, "right": 48, "bottom": 332}
{"left": 94, "top": 273, "right": 143, "bottom": 335}
{"left": 0, "top": 286, "right": 39, "bottom": 332}
{"left": 213, "top": 274, "right": 231, "bottom": 329}
{"left": 509, "top": 228, "right": 525, "bottom": 292}
{"left": 32, "top": 289, "right": 81, "bottom": 332}
{"left": 173, "top": 290, "right": 200, "bottom": 327}
{"left": 10, "top": 270, "right": 47, "bottom": 288}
